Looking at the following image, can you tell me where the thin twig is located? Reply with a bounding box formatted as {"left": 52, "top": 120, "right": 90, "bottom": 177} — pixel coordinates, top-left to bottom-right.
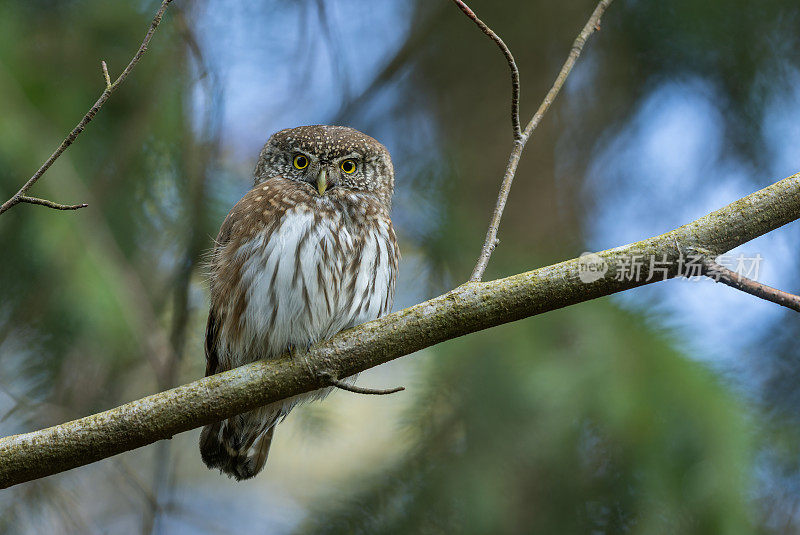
{"left": 702, "top": 258, "right": 800, "bottom": 313}
{"left": 465, "top": 0, "right": 614, "bottom": 282}
{"left": 450, "top": 0, "right": 521, "bottom": 140}
{"left": 0, "top": 0, "right": 173, "bottom": 216}
{"left": 18, "top": 196, "right": 88, "bottom": 211}
{"left": 101, "top": 61, "right": 112, "bottom": 90}
{"left": 328, "top": 375, "right": 405, "bottom": 395}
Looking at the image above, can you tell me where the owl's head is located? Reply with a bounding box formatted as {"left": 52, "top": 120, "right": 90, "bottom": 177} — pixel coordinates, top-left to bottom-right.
{"left": 254, "top": 125, "right": 395, "bottom": 210}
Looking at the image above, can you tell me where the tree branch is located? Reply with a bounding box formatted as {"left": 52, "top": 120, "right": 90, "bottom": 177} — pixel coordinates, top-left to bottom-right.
{"left": 0, "top": 171, "right": 798, "bottom": 489}
{"left": 17, "top": 196, "right": 88, "bottom": 211}
{"left": 0, "top": 0, "right": 173, "bottom": 216}
{"left": 450, "top": 0, "right": 522, "bottom": 140}
{"left": 324, "top": 373, "right": 405, "bottom": 395}
{"left": 467, "top": 0, "right": 614, "bottom": 281}
{"left": 702, "top": 257, "right": 800, "bottom": 313}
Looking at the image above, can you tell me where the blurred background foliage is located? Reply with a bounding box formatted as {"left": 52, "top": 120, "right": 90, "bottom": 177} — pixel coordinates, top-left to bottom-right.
{"left": 0, "top": 0, "right": 799, "bottom": 533}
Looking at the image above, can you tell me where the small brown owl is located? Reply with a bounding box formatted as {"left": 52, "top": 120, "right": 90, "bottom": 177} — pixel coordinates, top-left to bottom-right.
{"left": 199, "top": 125, "right": 399, "bottom": 480}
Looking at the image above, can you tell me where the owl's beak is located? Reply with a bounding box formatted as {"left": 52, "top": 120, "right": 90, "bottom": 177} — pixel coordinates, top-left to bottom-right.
{"left": 316, "top": 168, "right": 328, "bottom": 195}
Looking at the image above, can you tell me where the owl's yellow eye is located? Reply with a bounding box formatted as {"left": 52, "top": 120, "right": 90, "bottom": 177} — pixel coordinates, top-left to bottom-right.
{"left": 341, "top": 159, "right": 357, "bottom": 174}
{"left": 293, "top": 154, "right": 309, "bottom": 170}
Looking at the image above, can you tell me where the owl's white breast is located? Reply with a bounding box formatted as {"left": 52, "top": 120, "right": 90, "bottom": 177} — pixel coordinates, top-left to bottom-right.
{"left": 227, "top": 205, "right": 394, "bottom": 365}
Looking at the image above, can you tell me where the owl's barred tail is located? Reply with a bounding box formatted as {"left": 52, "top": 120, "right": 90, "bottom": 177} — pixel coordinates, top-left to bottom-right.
{"left": 199, "top": 417, "right": 276, "bottom": 481}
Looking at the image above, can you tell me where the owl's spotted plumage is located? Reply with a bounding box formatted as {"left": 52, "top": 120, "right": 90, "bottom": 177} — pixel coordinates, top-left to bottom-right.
{"left": 199, "top": 125, "right": 399, "bottom": 480}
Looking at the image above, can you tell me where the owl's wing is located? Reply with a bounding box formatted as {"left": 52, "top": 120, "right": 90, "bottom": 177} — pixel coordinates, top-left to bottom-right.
{"left": 205, "top": 310, "right": 221, "bottom": 376}
{"left": 204, "top": 204, "right": 238, "bottom": 378}
{"left": 204, "top": 178, "right": 294, "bottom": 377}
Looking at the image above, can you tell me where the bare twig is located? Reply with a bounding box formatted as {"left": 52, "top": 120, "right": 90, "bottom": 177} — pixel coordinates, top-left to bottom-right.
{"left": 18, "top": 196, "right": 88, "bottom": 211}
{"left": 702, "top": 258, "right": 800, "bottom": 313}
{"left": 328, "top": 376, "right": 405, "bottom": 395}
{"left": 101, "top": 61, "right": 112, "bottom": 90}
{"left": 464, "top": 0, "right": 614, "bottom": 281}
{"left": 450, "top": 0, "right": 521, "bottom": 140}
{"left": 0, "top": 0, "right": 173, "bottom": 216}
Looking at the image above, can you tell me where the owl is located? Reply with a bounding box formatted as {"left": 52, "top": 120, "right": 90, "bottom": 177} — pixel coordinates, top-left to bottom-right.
{"left": 199, "top": 125, "right": 399, "bottom": 480}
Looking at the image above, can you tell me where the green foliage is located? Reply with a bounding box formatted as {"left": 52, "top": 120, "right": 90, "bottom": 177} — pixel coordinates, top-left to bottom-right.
{"left": 303, "top": 302, "right": 754, "bottom": 534}
{"left": 0, "top": 0, "right": 197, "bottom": 405}
{"left": 0, "top": 0, "right": 798, "bottom": 531}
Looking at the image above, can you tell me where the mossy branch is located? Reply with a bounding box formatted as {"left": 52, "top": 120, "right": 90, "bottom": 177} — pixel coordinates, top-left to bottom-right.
{"left": 0, "top": 171, "right": 798, "bottom": 489}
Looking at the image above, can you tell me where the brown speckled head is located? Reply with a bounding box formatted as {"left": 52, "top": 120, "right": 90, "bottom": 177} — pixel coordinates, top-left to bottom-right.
{"left": 253, "top": 125, "right": 395, "bottom": 210}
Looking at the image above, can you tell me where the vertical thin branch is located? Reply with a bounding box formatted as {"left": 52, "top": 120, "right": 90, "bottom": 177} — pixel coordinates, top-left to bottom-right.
{"left": 464, "top": 0, "right": 615, "bottom": 282}
{"left": 0, "top": 0, "right": 174, "bottom": 216}
{"left": 450, "top": 0, "right": 522, "bottom": 140}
